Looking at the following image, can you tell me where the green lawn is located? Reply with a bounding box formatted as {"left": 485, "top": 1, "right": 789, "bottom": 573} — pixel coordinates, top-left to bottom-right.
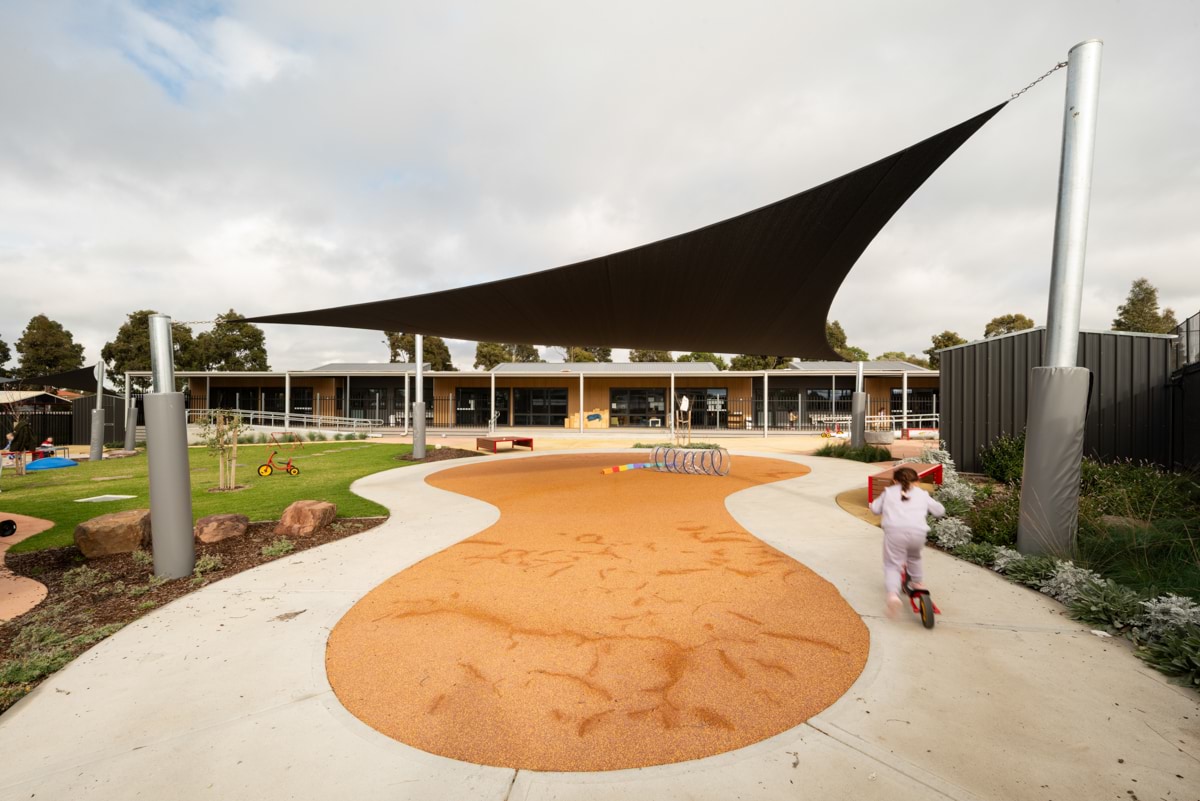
{"left": 1, "top": 442, "right": 416, "bottom": 553}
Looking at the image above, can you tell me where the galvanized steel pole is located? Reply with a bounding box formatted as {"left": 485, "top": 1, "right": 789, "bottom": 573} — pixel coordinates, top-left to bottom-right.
{"left": 1045, "top": 40, "right": 1103, "bottom": 368}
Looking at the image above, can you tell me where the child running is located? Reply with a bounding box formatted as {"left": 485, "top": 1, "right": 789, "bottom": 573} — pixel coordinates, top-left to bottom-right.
{"left": 869, "top": 466, "right": 945, "bottom": 617}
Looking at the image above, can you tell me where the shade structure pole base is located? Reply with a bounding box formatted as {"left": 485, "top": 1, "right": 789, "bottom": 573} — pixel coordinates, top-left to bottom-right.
{"left": 89, "top": 408, "right": 105, "bottom": 463}
{"left": 1017, "top": 367, "right": 1090, "bottom": 557}
{"left": 850, "top": 392, "right": 866, "bottom": 448}
{"left": 144, "top": 392, "right": 195, "bottom": 579}
{"left": 412, "top": 402, "right": 426, "bottom": 460}
{"left": 124, "top": 401, "right": 137, "bottom": 451}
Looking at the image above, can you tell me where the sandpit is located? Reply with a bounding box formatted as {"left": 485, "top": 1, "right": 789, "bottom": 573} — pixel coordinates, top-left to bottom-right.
{"left": 326, "top": 453, "right": 868, "bottom": 771}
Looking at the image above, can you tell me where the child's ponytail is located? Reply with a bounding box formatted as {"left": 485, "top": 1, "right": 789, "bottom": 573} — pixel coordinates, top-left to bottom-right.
{"left": 894, "top": 466, "right": 919, "bottom": 500}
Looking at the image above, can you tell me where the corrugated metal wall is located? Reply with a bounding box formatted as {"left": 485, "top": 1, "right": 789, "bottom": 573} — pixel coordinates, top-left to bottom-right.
{"left": 1171, "top": 362, "right": 1200, "bottom": 471}
{"left": 941, "top": 329, "right": 1174, "bottom": 472}
{"left": 70, "top": 394, "right": 127, "bottom": 446}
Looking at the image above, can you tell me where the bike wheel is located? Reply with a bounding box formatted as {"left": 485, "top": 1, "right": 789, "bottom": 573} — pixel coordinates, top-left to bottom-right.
{"left": 918, "top": 593, "right": 935, "bottom": 629}
{"left": 258, "top": 464, "right": 273, "bottom": 477}
{"left": 287, "top": 466, "right": 300, "bottom": 476}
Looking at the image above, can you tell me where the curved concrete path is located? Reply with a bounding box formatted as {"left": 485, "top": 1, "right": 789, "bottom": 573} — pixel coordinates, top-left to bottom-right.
{"left": 0, "top": 452, "right": 1196, "bottom": 800}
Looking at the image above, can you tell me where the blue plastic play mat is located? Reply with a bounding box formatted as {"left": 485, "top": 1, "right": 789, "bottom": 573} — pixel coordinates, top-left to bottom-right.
{"left": 25, "top": 457, "right": 79, "bottom": 471}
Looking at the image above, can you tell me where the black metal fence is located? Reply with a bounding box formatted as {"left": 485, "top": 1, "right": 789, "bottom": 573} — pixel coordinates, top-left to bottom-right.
{"left": 0, "top": 407, "right": 73, "bottom": 446}
{"left": 1174, "top": 311, "right": 1199, "bottom": 370}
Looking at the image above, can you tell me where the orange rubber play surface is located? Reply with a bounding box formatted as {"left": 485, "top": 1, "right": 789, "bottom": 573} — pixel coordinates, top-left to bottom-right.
{"left": 326, "top": 453, "right": 869, "bottom": 771}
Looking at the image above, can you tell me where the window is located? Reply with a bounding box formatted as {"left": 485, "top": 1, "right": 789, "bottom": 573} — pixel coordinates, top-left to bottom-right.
{"left": 210, "top": 387, "right": 258, "bottom": 412}
{"left": 609, "top": 388, "right": 666, "bottom": 427}
{"left": 512, "top": 388, "right": 568, "bottom": 426}
{"left": 350, "top": 387, "right": 388, "bottom": 420}
{"left": 675, "top": 387, "right": 727, "bottom": 427}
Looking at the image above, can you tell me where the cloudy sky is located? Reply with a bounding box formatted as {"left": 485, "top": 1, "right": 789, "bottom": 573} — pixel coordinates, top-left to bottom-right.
{"left": 1, "top": 1, "right": 1196, "bottom": 373}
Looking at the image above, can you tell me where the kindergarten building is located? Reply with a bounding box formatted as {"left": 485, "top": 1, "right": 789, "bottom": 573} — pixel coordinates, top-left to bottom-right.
{"left": 129, "top": 359, "right": 938, "bottom": 435}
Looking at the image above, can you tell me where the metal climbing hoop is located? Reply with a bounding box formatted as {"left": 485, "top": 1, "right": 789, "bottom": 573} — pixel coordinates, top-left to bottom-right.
{"left": 650, "top": 445, "right": 731, "bottom": 477}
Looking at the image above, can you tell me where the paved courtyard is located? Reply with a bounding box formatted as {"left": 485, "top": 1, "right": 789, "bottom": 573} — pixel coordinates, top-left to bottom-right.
{"left": 0, "top": 446, "right": 1196, "bottom": 800}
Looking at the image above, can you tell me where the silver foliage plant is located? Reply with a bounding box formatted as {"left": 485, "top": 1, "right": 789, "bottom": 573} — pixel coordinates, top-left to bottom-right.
{"left": 901, "top": 445, "right": 959, "bottom": 481}
{"left": 1039, "top": 561, "right": 1103, "bottom": 605}
{"left": 931, "top": 517, "right": 973, "bottom": 549}
{"left": 934, "top": 476, "right": 976, "bottom": 506}
{"left": 1134, "top": 594, "right": 1200, "bottom": 642}
{"left": 991, "top": 546, "right": 1024, "bottom": 573}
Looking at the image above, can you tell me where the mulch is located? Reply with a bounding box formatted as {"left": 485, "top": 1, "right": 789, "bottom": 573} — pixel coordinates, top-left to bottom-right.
{"left": 399, "top": 447, "right": 485, "bottom": 463}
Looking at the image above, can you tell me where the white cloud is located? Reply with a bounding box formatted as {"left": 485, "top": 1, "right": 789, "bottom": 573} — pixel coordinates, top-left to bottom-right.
{"left": 0, "top": 1, "right": 1197, "bottom": 374}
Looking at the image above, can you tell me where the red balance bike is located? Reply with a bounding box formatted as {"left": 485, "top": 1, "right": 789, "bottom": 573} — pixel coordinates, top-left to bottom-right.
{"left": 901, "top": 567, "right": 939, "bottom": 629}
{"left": 258, "top": 451, "right": 299, "bottom": 477}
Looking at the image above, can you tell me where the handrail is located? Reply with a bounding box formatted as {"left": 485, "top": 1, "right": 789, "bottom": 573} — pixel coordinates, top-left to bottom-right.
{"left": 186, "top": 408, "right": 383, "bottom": 430}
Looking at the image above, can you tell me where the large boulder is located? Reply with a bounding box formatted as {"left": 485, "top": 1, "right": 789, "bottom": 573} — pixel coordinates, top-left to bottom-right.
{"left": 194, "top": 513, "right": 250, "bottom": 544}
{"left": 74, "top": 509, "right": 152, "bottom": 558}
{"left": 275, "top": 500, "right": 337, "bottom": 537}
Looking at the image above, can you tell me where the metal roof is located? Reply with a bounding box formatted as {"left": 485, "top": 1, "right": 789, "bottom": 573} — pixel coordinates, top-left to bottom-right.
{"left": 307, "top": 362, "right": 426, "bottom": 372}
{"left": 789, "top": 359, "right": 934, "bottom": 372}
{"left": 491, "top": 362, "right": 718, "bottom": 374}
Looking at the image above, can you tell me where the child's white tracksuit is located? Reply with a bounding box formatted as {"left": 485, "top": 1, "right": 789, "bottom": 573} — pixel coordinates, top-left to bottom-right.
{"left": 869, "top": 484, "right": 946, "bottom": 596}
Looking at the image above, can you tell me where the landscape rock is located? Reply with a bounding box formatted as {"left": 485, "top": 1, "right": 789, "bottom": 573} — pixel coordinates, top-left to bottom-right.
{"left": 74, "top": 509, "right": 152, "bottom": 558}
{"left": 194, "top": 513, "right": 250, "bottom": 544}
{"left": 275, "top": 500, "right": 337, "bottom": 537}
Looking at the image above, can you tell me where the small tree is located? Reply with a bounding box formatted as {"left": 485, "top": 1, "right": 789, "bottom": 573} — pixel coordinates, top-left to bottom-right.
{"left": 1112, "top": 278, "right": 1178, "bottom": 334}
{"left": 102, "top": 310, "right": 200, "bottom": 393}
{"left": 197, "top": 412, "right": 248, "bottom": 491}
{"left": 0, "top": 336, "right": 11, "bottom": 377}
{"left": 195, "top": 310, "right": 269, "bottom": 371}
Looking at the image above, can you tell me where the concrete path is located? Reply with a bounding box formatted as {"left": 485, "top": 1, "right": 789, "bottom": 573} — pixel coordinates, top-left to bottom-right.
{"left": 0, "top": 452, "right": 1196, "bottom": 800}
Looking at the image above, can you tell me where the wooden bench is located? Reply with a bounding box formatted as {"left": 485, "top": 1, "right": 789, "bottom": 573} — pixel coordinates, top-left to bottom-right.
{"left": 868, "top": 462, "right": 943, "bottom": 502}
{"left": 476, "top": 436, "right": 534, "bottom": 454}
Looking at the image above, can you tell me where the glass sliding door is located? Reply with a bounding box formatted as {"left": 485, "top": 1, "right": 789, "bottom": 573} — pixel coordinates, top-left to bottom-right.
{"left": 609, "top": 388, "right": 666, "bottom": 427}
{"left": 512, "top": 388, "right": 568, "bottom": 426}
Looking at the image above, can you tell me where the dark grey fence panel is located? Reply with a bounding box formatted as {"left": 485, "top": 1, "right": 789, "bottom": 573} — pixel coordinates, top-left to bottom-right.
{"left": 941, "top": 329, "right": 1175, "bottom": 472}
{"left": 71, "top": 394, "right": 127, "bottom": 446}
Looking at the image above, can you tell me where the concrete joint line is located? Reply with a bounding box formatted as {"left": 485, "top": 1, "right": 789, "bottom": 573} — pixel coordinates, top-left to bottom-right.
{"left": 804, "top": 718, "right": 986, "bottom": 801}
{"left": 501, "top": 769, "right": 520, "bottom": 801}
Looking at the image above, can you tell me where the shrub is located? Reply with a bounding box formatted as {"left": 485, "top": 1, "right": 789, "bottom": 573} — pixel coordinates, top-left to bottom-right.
{"left": 934, "top": 477, "right": 975, "bottom": 517}
{"left": 262, "top": 538, "right": 295, "bottom": 558}
{"left": 965, "top": 487, "right": 1021, "bottom": 547}
{"left": 979, "top": 432, "right": 1026, "bottom": 484}
{"left": 61, "top": 565, "right": 113, "bottom": 591}
{"left": 931, "top": 517, "right": 972, "bottom": 549}
{"left": 1002, "top": 555, "right": 1058, "bottom": 588}
{"left": 901, "top": 446, "right": 959, "bottom": 480}
{"left": 1068, "top": 578, "right": 1144, "bottom": 629}
{"left": 1136, "top": 625, "right": 1200, "bottom": 687}
{"left": 1039, "top": 561, "right": 1103, "bottom": 605}
{"left": 953, "top": 542, "right": 998, "bottom": 566}
{"left": 1078, "top": 459, "right": 1200, "bottom": 522}
{"left": 1075, "top": 516, "right": 1200, "bottom": 601}
{"left": 813, "top": 442, "right": 893, "bottom": 462}
{"left": 1133, "top": 594, "right": 1200, "bottom": 643}
{"left": 992, "top": 546, "right": 1023, "bottom": 572}
{"left": 131, "top": 549, "right": 153, "bottom": 568}
{"left": 193, "top": 554, "right": 225, "bottom": 578}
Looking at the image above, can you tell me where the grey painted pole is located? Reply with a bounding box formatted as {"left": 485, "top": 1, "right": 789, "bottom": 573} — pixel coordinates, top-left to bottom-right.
{"left": 850, "top": 361, "right": 866, "bottom": 448}
{"left": 412, "top": 335, "right": 425, "bottom": 459}
{"left": 124, "top": 398, "right": 138, "bottom": 451}
{"left": 578, "top": 373, "right": 584, "bottom": 433}
{"left": 145, "top": 315, "right": 195, "bottom": 579}
{"left": 762, "top": 371, "right": 769, "bottom": 437}
{"left": 901, "top": 371, "right": 909, "bottom": 431}
{"left": 490, "top": 370, "right": 496, "bottom": 433}
{"left": 669, "top": 373, "right": 675, "bottom": 437}
{"left": 284, "top": 373, "right": 291, "bottom": 430}
{"left": 88, "top": 363, "right": 106, "bottom": 463}
{"left": 1019, "top": 40, "right": 1103, "bottom": 557}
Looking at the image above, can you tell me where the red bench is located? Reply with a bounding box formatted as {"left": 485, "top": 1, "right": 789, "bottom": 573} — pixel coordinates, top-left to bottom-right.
{"left": 868, "top": 462, "right": 943, "bottom": 502}
{"left": 476, "top": 436, "right": 534, "bottom": 454}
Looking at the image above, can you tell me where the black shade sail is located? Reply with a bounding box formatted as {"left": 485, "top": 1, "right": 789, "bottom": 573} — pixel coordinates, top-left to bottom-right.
{"left": 8, "top": 365, "right": 102, "bottom": 393}
{"left": 248, "top": 104, "right": 1004, "bottom": 360}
